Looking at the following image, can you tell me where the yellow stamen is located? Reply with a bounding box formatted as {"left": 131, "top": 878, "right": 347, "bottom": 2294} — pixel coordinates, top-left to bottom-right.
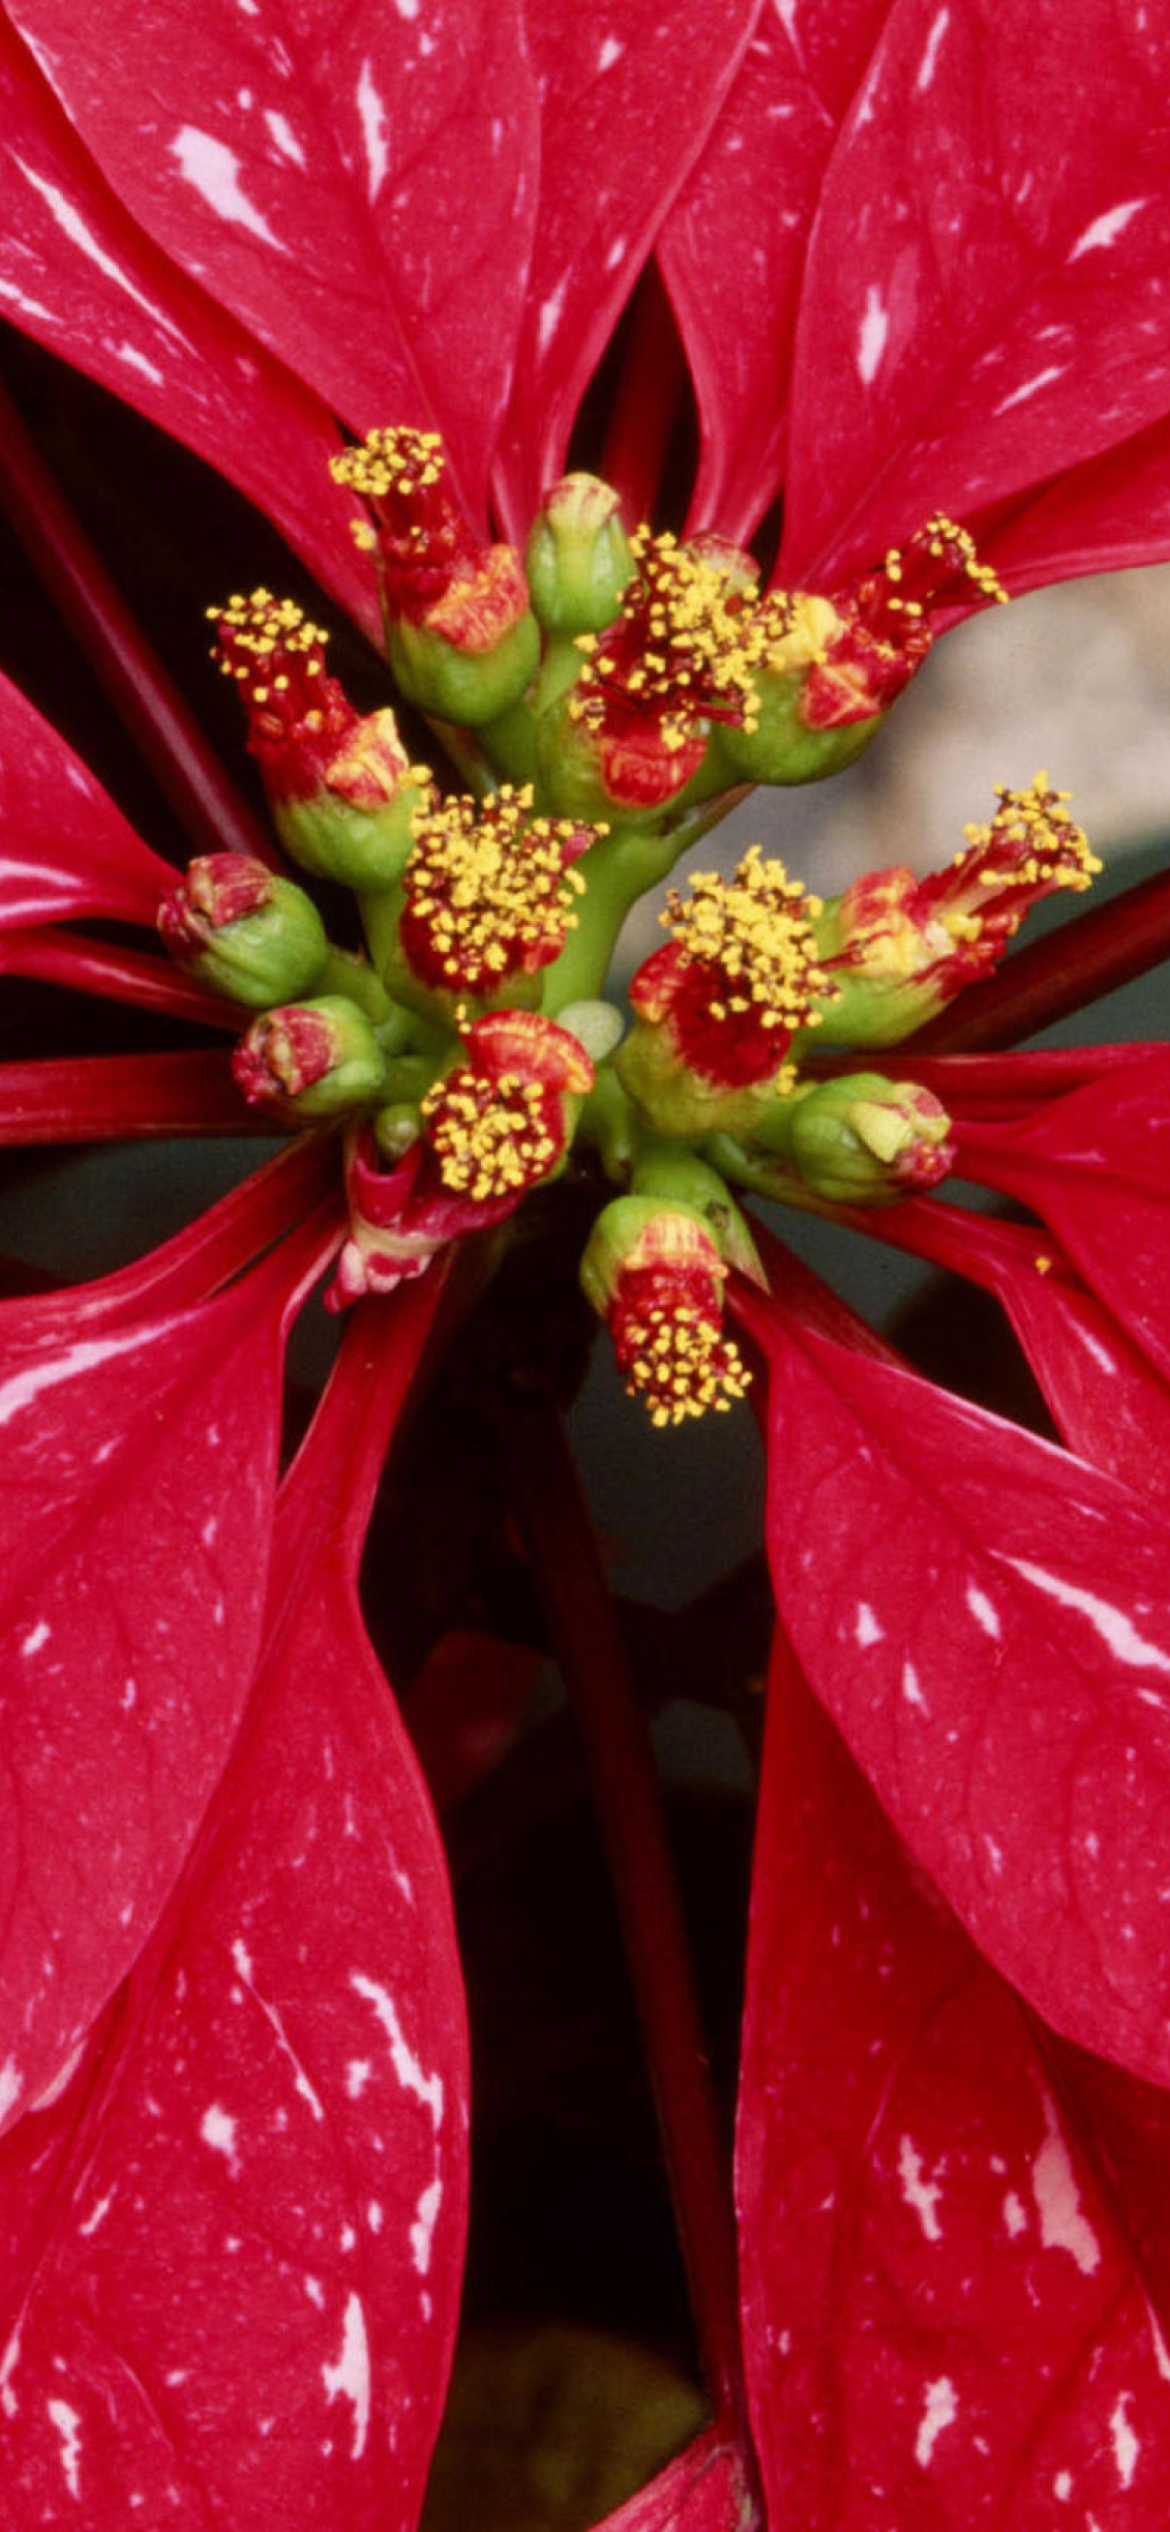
{"left": 664, "top": 845, "right": 834, "bottom": 1031}
{"left": 421, "top": 1067, "right": 558, "bottom": 1204}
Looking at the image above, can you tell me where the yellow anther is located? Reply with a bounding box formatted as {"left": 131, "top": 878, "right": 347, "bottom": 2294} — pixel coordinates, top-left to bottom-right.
{"left": 330, "top": 425, "right": 447, "bottom": 506}
{"left": 404, "top": 784, "right": 598, "bottom": 988}
{"left": 421, "top": 1066, "right": 559, "bottom": 1203}
{"left": 664, "top": 845, "right": 834, "bottom": 1029}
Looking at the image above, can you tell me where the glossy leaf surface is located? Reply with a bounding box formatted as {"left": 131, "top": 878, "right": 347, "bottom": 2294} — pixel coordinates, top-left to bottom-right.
{"left": 953, "top": 1054, "right": 1170, "bottom": 1388}
{"left": 660, "top": 0, "right": 891, "bottom": 543}
{"left": 780, "top": 0, "right": 1170, "bottom": 586}
{"left": 863, "top": 1197, "right": 1170, "bottom": 1518}
{"left": 0, "top": 1278, "right": 468, "bottom": 2525}
{"left": 8, "top": 0, "right": 540, "bottom": 526}
{"left": 492, "top": 0, "right": 757, "bottom": 533}
{"left": 0, "top": 1219, "right": 333, "bottom": 2136}
{"left": 0, "top": 1048, "right": 260, "bottom": 1140}
{"left": 0, "top": 11, "right": 374, "bottom": 629}
{"left": 739, "top": 1635, "right": 1170, "bottom": 2524}
{"left": 0, "top": 663, "right": 175, "bottom": 930}
{"left": 738, "top": 1283, "right": 1170, "bottom": 2086}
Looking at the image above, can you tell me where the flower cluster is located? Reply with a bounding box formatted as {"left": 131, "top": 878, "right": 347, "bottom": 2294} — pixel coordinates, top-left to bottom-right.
{"left": 2, "top": 0, "right": 1170, "bottom": 2525}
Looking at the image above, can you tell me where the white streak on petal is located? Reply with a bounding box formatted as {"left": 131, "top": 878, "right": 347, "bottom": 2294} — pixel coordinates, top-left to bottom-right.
{"left": 994, "top": 365, "right": 1064, "bottom": 415}
{"left": 966, "top": 1583, "right": 1001, "bottom": 1639}
{"left": 538, "top": 278, "right": 567, "bottom": 358}
{"left": 1111, "top": 2393, "right": 1139, "bottom": 2489}
{"left": 14, "top": 159, "right": 186, "bottom": 340}
{"left": 898, "top": 2136, "right": 942, "bottom": 2240}
{"left": 915, "top": 2377, "right": 957, "bottom": 2468}
{"left": 1070, "top": 199, "right": 1146, "bottom": 261}
{"left": 410, "top": 2176, "right": 443, "bottom": 2274}
{"left": 356, "top": 61, "right": 389, "bottom": 202}
{"left": 351, "top": 1973, "right": 444, "bottom": 2128}
{"left": 47, "top": 2398, "right": 82, "bottom": 2500}
{"left": 264, "top": 110, "right": 306, "bottom": 168}
{"left": 916, "top": 6, "right": 949, "bottom": 89}
{"left": 1008, "top": 1557, "right": 1170, "bottom": 1672}
{"left": 857, "top": 284, "right": 888, "bottom": 385}
{"left": 321, "top": 2292, "right": 370, "bottom": 2459}
{"left": 855, "top": 1602, "right": 884, "bottom": 1647}
{"left": 1031, "top": 2093, "right": 1100, "bottom": 2272}
{"left": 169, "top": 128, "right": 286, "bottom": 252}
{"left": 200, "top": 2102, "right": 240, "bottom": 2175}
{"left": 231, "top": 1940, "right": 325, "bottom": 2121}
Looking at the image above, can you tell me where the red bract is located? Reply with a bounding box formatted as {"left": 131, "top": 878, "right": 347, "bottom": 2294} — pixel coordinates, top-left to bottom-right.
{"left": 0, "top": 0, "right": 1168, "bottom": 591}
{"left": 739, "top": 1634, "right": 1170, "bottom": 2524}
{"left": 0, "top": 1280, "right": 469, "bottom": 2524}
{"left": 2, "top": 0, "right": 1170, "bottom": 2521}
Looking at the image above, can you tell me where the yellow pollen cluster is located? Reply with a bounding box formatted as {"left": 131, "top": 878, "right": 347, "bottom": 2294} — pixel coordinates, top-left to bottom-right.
{"left": 960, "top": 772, "right": 1101, "bottom": 892}
{"left": 915, "top": 514, "right": 1007, "bottom": 609}
{"left": 404, "top": 784, "right": 590, "bottom": 983}
{"left": 329, "top": 426, "right": 445, "bottom": 525}
{"left": 575, "top": 526, "right": 761, "bottom": 750}
{"left": 421, "top": 1069, "right": 558, "bottom": 1203}
{"left": 210, "top": 589, "right": 328, "bottom": 705}
{"left": 665, "top": 845, "right": 832, "bottom": 1029}
{"left": 622, "top": 1304, "right": 751, "bottom": 1428}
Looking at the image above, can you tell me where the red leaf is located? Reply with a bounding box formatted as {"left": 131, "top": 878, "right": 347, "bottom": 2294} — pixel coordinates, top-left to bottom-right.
{"left": 978, "top": 410, "right": 1170, "bottom": 596}
{"left": 587, "top": 2428, "right": 754, "bottom": 2529}
{"left": 863, "top": 1196, "right": 1170, "bottom": 1517}
{"left": 0, "top": 1212, "right": 337, "bottom": 2137}
{"left": 0, "top": 925, "right": 238, "bottom": 1024}
{"left": 738, "top": 1633, "right": 1170, "bottom": 2524}
{"left": 0, "top": 1048, "right": 264, "bottom": 1140}
{"left": 660, "top": 0, "right": 891, "bottom": 544}
{"left": 736, "top": 1279, "right": 1170, "bottom": 2086}
{"left": 0, "top": 664, "right": 175, "bottom": 930}
{"left": 953, "top": 1052, "right": 1170, "bottom": 1385}
{"left": 492, "top": 0, "right": 758, "bottom": 535}
{"left": 780, "top": 0, "right": 1170, "bottom": 587}
{"left": 0, "top": 14, "right": 375, "bottom": 631}
{"left": 9, "top": 0, "right": 541, "bottom": 527}
{"left": 888, "top": 1043, "right": 1160, "bottom": 1123}
{"left": 0, "top": 1277, "right": 467, "bottom": 2525}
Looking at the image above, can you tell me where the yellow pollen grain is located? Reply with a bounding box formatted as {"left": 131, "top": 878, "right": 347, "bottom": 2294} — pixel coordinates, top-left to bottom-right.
{"left": 664, "top": 844, "right": 834, "bottom": 1029}
{"left": 622, "top": 1303, "right": 750, "bottom": 1427}
{"left": 571, "top": 525, "right": 763, "bottom": 734}
{"left": 921, "top": 512, "right": 1009, "bottom": 605}
{"left": 959, "top": 773, "right": 1101, "bottom": 894}
{"left": 209, "top": 588, "right": 328, "bottom": 692}
{"left": 404, "top": 783, "right": 599, "bottom": 985}
{"left": 329, "top": 424, "right": 446, "bottom": 507}
{"left": 421, "top": 1067, "right": 558, "bottom": 1203}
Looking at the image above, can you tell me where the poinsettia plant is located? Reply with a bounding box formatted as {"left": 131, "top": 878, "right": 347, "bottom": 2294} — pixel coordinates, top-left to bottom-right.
{"left": 2, "top": 0, "right": 1170, "bottom": 2521}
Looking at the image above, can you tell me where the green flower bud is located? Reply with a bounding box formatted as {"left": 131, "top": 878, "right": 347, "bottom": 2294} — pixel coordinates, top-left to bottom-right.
{"left": 524, "top": 475, "right": 633, "bottom": 634}
{"left": 158, "top": 855, "right": 328, "bottom": 1008}
{"left": 232, "top": 995, "right": 387, "bottom": 1122}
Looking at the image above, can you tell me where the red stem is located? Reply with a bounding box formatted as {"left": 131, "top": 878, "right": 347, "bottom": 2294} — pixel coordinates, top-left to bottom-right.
{"left": 0, "top": 927, "right": 239, "bottom": 1026}
{"left": 599, "top": 261, "right": 688, "bottom": 527}
{"left": 901, "top": 863, "right": 1170, "bottom": 1054}
{"left": 0, "top": 372, "right": 277, "bottom": 867}
{"left": 0, "top": 1047, "right": 264, "bottom": 1141}
{"left": 497, "top": 1395, "right": 749, "bottom": 2443}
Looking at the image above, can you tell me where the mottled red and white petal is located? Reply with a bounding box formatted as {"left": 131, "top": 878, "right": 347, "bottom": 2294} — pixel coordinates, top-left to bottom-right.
{"left": 0, "top": 1279, "right": 467, "bottom": 2528}
{"left": 781, "top": 0, "right": 1170, "bottom": 588}
{"left": 492, "top": 0, "right": 758, "bottom": 534}
{"left": 739, "top": 1634, "right": 1170, "bottom": 2525}
{"left": 6, "top": 0, "right": 540, "bottom": 526}
{"left": 0, "top": 14, "right": 375, "bottom": 629}
{"left": 735, "top": 1277, "right": 1170, "bottom": 2088}
{"left": 0, "top": 1215, "right": 337, "bottom": 2139}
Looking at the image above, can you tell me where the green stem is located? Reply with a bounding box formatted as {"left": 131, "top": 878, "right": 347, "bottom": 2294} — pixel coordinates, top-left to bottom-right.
{"left": 316, "top": 945, "right": 392, "bottom": 1023}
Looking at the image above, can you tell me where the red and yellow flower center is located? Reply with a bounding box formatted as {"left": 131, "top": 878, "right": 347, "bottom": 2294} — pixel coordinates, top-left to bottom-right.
{"left": 609, "top": 1264, "right": 751, "bottom": 1428}
{"left": 630, "top": 846, "right": 834, "bottom": 1090}
{"left": 329, "top": 425, "right": 476, "bottom": 611}
{"left": 211, "top": 589, "right": 348, "bottom": 735}
{"left": 400, "top": 784, "right": 593, "bottom": 996}
{"left": 421, "top": 1066, "right": 562, "bottom": 1204}
{"left": 573, "top": 526, "right": 761, "bottom": 755}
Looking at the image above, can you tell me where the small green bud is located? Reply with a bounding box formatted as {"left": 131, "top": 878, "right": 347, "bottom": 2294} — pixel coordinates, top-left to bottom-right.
{"left": 525, "top": 475, "right": 633, "bottom": 635}
{"left": 158, "top": 855, "right": 328, "bottom": 1008}
{"left": 232, "top": 995, "right": 387, "bottom": 1122}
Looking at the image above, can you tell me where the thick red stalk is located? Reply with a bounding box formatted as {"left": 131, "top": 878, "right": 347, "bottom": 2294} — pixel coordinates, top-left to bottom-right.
{"left": 599, "top": 261, "right": 688, "bottom": 527}
{"left": 0, "top": 371, "right": 278, "bottom": 868}
{"left": 0, "top": 1046, "right": 263, "bottom": 1139}
{"left": 497, "top": 1395, "right": 751, "bottom": 2450}
{"left": 901, "top": 862, "right": 1170, "bottom": 1053}
{"left": 0, "top": 926, "right": 238, "bottom": 1024}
